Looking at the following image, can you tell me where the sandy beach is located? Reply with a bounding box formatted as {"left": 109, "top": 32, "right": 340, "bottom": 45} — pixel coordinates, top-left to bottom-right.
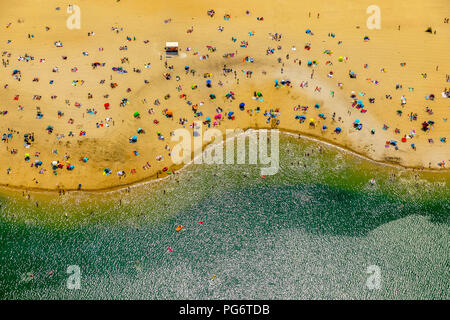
{"left": 0, "top": 0, "right": 449, "bottom": 191}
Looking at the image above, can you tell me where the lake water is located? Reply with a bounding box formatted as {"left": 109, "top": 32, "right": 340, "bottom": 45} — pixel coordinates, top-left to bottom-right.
{"left": 0, "top": 133, "right": 448, "bottom": 299}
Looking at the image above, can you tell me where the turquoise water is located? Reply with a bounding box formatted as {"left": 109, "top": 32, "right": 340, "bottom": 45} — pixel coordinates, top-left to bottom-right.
{"left": 0, "top": 134, "right": 448, "bottom": 299}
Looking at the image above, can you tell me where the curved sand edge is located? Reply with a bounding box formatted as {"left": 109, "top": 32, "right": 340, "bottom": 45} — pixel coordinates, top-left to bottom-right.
{"left": 0, "top": 128, "right": 448, "bottom": 195}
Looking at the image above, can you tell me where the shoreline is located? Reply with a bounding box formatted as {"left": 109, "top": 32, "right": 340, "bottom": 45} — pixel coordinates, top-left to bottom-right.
{"left": 1, "top": 128, "right": 448, "bottom": 196}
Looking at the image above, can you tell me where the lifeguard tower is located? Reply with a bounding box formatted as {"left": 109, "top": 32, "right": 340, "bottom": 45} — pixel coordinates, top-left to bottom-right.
{"left": 165, "top": 42, "right": 179, "bottom": 56}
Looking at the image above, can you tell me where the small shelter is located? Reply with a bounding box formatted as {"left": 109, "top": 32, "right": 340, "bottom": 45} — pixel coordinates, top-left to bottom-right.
{"left": 165, "top": 42, "right": 179, "bottom": 56}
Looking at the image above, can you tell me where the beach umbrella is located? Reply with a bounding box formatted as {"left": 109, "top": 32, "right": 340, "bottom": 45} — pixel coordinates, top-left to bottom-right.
{"left": 338, "top": 56, "right": 344, "bottom": 62}
{"left": 133, "top": 112, "right": 140, "bottom": 118}
{"left": 166, "top": 110, "right": 173, "bottom": 116}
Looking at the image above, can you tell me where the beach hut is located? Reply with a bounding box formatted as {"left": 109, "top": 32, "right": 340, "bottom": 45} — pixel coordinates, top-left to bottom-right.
{"left": 165, "top": 42, "right": 179, "bottom": 56}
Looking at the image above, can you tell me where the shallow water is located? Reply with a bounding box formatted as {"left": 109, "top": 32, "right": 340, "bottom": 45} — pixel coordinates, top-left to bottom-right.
{"left": 0, "top": 134, "right": 448, "bottom": 299}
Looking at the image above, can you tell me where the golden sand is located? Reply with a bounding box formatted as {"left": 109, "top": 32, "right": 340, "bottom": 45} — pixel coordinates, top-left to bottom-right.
{"left": 0, "top": 0, "right": 449, "bottom": 191}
